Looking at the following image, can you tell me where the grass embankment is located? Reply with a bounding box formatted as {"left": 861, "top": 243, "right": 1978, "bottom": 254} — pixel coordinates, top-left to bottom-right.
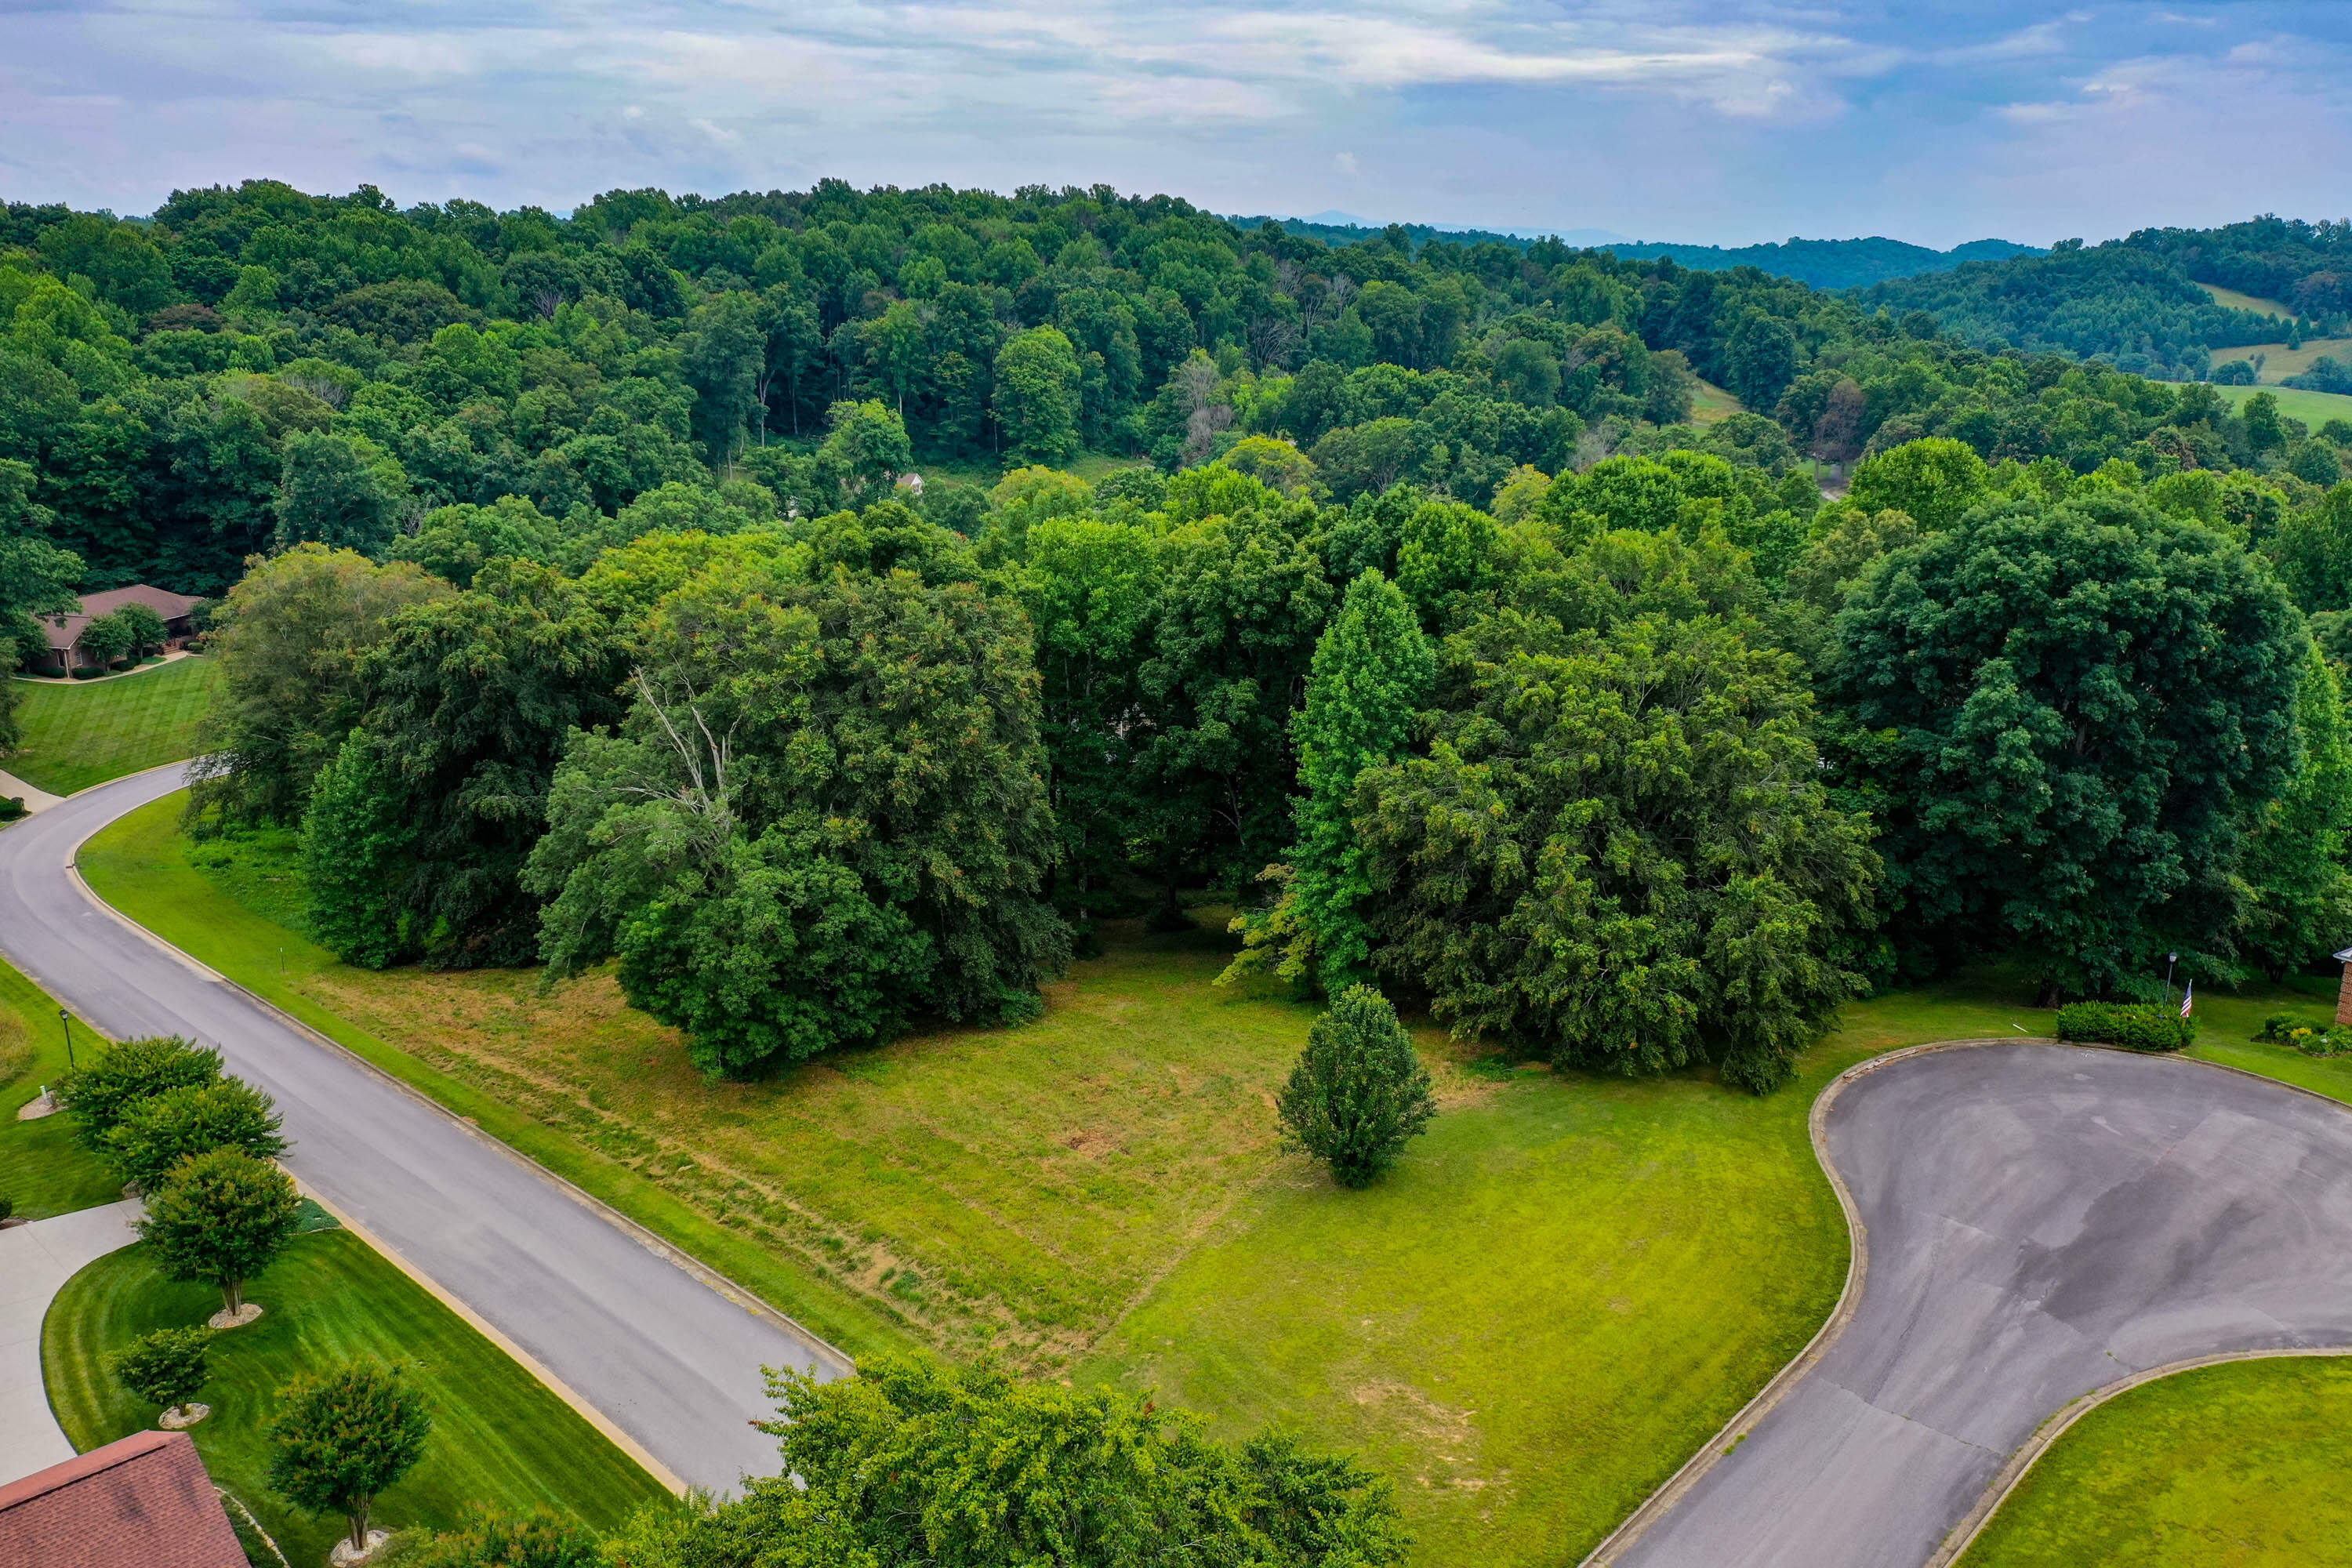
{"left": 2214, "top": 381, "right": 2352, "bottom": 429}
{"left": 1960, "top": 1356, "right": 2352, "bottom": 1567}
{"left": 78, "top": 789, "right": 2352, "bottom": 1565}
{"left": 2197, "top": 282, "right": 2293, "bottom": 320}
{"left": 1689, "top": 379, "right": 1745, "bottom": 425}
{"left": 6, "top": 655, "right": 217, "bottom": 795}
{"left": 45, "top": 1228, "right": 668, "bottom": 1565}
{"left": 0, "top": 957, "right": 118, "bottom": 1219}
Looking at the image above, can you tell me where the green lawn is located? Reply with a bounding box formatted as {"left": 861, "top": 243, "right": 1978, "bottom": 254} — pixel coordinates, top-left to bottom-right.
{"left": 74, "top": 789, "right": 2352, "bottom": 1566}
{"left": 2198, "top": 282, "right": 2293, "bottom": 320}
{"left": 0, "top": 956, "right": 119, "bottom": 1220}
{"left": 44, "top": 1228, "right": 670, "bottom": 1565}
{"left": 2213, "top": 381, "right": 2352, "bottom": 430}
{"left": 6, "top": 656, "right": 218, "bottom": 795}
{"left": 1960, "top": 1356, "right": 2352, "bottom": 1567}
{"left": 1690, "top": 379, "right": 1746, "bottom": 425}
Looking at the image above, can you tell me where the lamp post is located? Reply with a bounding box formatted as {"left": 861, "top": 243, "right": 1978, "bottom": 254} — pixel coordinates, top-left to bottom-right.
{"left": 2165, "top": 952, "right": 2180, "bottom": 1009}
{"left": 57, "top": 1007, "right": 75, "bottom": 1073}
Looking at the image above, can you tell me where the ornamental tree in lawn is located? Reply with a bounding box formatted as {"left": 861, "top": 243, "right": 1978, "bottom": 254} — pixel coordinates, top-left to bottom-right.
{"left": 1832, "top": 491, "right": 2303, "bottom": 997}
{"left": 113, "top": 601, "right": 168, "bottom": 659}
{"left": 104, "top": 1076, "right": 286, "bottom": 1192}
{"left": 111, "top": 1327, "right": 215, "bottom": 1423}
{"left": 57, "top": 1036, "right": 223, "bottom": 1152}
{"left": 1276, "top": 985, "right": 1436, "bottom": 1188}
{"left": 138, "top": 1146, "right": 301, "bottom": 1319}
{"left": 269, "top": 1362, "right": 434, "bottom": 1554}
{"left": 77, "top": 611, "right": 134, "bottom": 670}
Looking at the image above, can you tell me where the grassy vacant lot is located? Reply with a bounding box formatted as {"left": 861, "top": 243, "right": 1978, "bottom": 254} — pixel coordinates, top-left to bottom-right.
{"left": 2215, "top": 381, "right": 2352, "bottom": 429}
{"left": 45, "top": 1228, "right": 668, "bottom": 1565}
{"left": 0, "top": 956, "right": 119, "bottom": 1219}
{"left": 1689, "top": 379, "right": 1744, "bottom": 425}
{"left": 1961, "top": 1356, "right": 2352, "bottom": 1567}
{"left": 6, "top": 655, "right": 217, "bottom": 795}
{"left": 83, "top": 791, "right": 2089, "bottom": 1566}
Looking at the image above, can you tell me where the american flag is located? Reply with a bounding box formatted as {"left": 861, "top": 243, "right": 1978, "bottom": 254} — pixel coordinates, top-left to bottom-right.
{"left": 2180, "top": 980, "right": 2194, "bottom": 1018}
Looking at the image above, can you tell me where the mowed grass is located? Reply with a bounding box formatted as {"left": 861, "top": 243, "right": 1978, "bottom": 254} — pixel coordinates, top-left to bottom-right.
{"left": 2198, "top": 282, "right": 2293, "bottom": 319}
{"left": 1959, "top": 1356, "right": 2352, "bottom": 1567}
{"left": 0, "top": 956, "right": 119, "bottom": 1220}
{"left": 44, "top": 1229, "right": 670, "bottom": 1565}
{"left": 81, "top": 789, "right": 2095, "bottom": 1566}
{"left": 2209, "top": 335, "right": 2352, "bottom": 385}
{"left": 2214, "top": 381, "right": 2352, "bottom": 429}
{"left": 1689, "top": 379, "right": 1744, "bottom": 425}
{"left": 7, "top": 655, "right": 217, "bottom": 795}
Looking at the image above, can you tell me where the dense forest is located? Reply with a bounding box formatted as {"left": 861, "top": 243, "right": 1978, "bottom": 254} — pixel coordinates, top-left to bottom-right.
{"left": 1864, "top": 215, "right": 2352, "bottom": 375}
{"left": 9, "top": 178, "right": 2352, "bottom": 1095}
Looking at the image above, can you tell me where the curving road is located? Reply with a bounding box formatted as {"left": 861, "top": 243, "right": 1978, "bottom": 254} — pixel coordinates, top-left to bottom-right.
{"left": 0, "top": 764, "right": 848, "bottom": 1491}
{"left": 1604, "top": 1042, "right": 2352, "bottom": 1567}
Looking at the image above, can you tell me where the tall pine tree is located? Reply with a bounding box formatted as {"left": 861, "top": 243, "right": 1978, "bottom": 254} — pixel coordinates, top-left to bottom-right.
{"left": 1226, "top": 570, "right": 1433, "bottom": 989}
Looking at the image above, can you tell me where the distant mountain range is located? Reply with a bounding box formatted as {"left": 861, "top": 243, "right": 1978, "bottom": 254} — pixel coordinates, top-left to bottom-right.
{"left": 1223, "top": 212, "right": 2043, "bottom": 291}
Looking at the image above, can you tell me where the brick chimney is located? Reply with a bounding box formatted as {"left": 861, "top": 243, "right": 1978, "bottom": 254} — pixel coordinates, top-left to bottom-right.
{"left": 2336, "top": 947, "right": 2352, "bottom": 1026}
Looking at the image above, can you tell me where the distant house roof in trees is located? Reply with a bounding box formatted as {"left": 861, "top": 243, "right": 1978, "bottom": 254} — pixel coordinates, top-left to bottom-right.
{"left": 41, "top": 585, "right": 207, "bottom": 652}
{"left": 0, "top": 1429, "right": 246, "bottom": 1568}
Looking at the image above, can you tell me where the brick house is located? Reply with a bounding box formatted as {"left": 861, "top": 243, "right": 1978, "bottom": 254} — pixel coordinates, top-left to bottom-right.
{"left": 33, "top": 585, "right": 206, "bottom": 675}
{"left": 0, "top": 1429, "right": 249, "bottom": 1568}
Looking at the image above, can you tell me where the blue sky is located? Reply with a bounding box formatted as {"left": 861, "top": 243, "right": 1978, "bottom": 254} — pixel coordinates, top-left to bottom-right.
{"left": 3, "top": 2, "right": 2347, "bottom": 247}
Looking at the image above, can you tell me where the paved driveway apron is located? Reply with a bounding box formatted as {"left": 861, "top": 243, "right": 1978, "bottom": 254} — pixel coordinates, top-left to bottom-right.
{"left": 1612, "top": 1043, "right": 2352, "bottom": 1568}
{"left": 0, "top": 765, "right": 846, "bottom": 1493}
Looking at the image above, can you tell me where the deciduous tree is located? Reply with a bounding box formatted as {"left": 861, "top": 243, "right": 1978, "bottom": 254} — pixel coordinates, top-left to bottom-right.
{"left": 138, "top": 1146, "right": 302, "bottom": 1319}
{"left": 1833, "top": 491, "right": 2303, "bottom": 996}
{"left": 56, "top": 1036, "right": 223, "bottom": 1153}
{"left": 111, "top": 1327, "right": 215, "bottom": 1424}
{"left": 269, "top": 1363, "right": 434, "bottom": 1555}
{"left": 104, "top": 1076, "right": 287, "bottom": 1192}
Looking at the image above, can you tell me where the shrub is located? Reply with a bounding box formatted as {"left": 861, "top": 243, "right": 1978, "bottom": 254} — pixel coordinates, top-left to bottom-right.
{"left": 1276, "top": 985, "right": 1438, "bottom": 1188}
{"left": 56, "top": 1036, "right": 223, "bottom": 1152}
{"left": 2257, "top": 1011, "right": 2309, "bottom": 1042}
{"left": 0, "top": 797, "right": 24, "bottom": 822}
{"left": 111, "top": 1326, "right": 216, "bottom": 1417}
{"left": 0, "top": 1196, "right": 14, "bottom": 1222}
{"left": 2053, "top": 1001, "right": 2196, "bottom": 1052}
{"left": 402, "top": 1510, "right": 601, "bottom": 1568}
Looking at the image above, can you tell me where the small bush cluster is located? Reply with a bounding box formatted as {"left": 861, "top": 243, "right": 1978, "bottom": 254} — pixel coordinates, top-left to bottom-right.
{"left": 2053, "top": 1001, "right": 2197, "bottom": 1052}
{"left": 2258, "top": 1012, "right": 2352, "bottom": 1056}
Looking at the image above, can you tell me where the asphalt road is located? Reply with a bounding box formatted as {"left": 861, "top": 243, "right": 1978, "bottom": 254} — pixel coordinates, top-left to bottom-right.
{"left": 1609, "top": 1042, "right": 2352, "bottom": 1568}
{"left": 0, "top": 764, "right": 848, "bottom": 1491}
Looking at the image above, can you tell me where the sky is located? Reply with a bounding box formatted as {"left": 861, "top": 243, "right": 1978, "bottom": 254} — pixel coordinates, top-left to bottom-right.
{"left": 3, "top": 2, "right": 2349, "bottom": 248}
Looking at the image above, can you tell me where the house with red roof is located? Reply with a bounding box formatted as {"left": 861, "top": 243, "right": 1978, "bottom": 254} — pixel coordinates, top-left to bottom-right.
{"left": 0, "top": 1429, "right": 249, "bottom": 1568}
{"left": 31, "top": 585, "right": 207, "bottom": 675}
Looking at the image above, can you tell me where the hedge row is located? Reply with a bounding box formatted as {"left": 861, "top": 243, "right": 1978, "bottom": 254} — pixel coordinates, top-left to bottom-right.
{"left": 2054, "top": 1001, "right": 2197, "bottom": 1052}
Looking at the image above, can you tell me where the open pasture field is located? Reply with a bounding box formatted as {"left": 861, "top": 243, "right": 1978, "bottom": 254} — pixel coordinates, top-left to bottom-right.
{"left": 2198, "top": 282, "right": 2294, "bottom": 318}
{"left": 2214, "top": 381, "right": 2352, "bottom": 428}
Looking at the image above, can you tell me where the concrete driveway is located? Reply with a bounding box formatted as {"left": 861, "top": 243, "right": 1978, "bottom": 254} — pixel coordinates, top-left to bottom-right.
{"left": 0, "top": 764, "right": 848, "bottom": 1491}
{"left": 1603, "top": 1042, "right": 2352, "bottom": 1568}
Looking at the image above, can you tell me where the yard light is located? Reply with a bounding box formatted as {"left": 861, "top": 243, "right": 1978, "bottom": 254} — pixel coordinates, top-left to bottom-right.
{"left": 58, "top": 1006, "right": 75, "bottom": 1072}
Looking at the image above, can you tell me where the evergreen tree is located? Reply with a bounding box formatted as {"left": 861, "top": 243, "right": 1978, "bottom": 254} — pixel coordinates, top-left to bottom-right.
{"left": 1227, "top": 570, "right": 1432, "bottom": 989}
{"left": 1276, "top": 985, "right": 1436, "bottom": 1188}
